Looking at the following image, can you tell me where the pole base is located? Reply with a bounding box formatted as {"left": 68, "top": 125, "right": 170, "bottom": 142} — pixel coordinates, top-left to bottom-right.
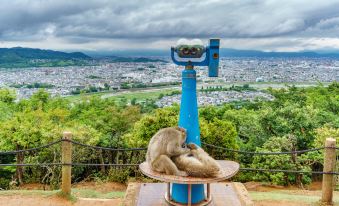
{"left": 164, "top": 192, "right": 212, "bottom": 206}
{"left": 124, "top": 182, "right": 254, "bottom": 206}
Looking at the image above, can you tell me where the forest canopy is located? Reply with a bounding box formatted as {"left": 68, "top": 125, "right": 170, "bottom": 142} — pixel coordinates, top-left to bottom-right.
{"left": 0, "top": 82, "right": 338, "bottom": 189}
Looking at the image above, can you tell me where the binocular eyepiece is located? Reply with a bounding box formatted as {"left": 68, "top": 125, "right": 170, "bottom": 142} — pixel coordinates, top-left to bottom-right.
{"left": 171, "top": 38, "right": 220, "bottom": 77}
{"left": 175, "top": 45, "right": 205, "bottom": 58}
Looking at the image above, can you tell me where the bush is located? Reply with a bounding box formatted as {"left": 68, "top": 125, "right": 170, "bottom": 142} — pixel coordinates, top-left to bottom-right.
{"left": 0, "top": 177, "right": 10, "bottom": 190}
{"left": 250, "top": 135, "right": 312, "bottom": 186}
{"left": 200, "top": 118, "right": 239, "bottom": 160}
{"left": 107, "top": 168, "right": 130, "bottom": 183}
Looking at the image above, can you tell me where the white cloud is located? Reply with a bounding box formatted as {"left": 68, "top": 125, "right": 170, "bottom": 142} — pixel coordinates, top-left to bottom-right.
{"left": 1, "top": 0, "right": 339, "bottom": 51}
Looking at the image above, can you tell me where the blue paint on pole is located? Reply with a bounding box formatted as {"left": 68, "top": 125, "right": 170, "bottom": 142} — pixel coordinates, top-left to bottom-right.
{"left": 170, "top": 38, "right": 220, "bottom": 204}
{"left": 171, "top": 69, "right": 205, "bottom": 204}
{"left": 179, "top": 70, "right": 200, "bottom": 145}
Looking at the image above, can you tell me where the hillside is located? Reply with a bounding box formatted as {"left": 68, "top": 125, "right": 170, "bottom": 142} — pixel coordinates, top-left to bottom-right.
{"left": 0, "top": 47, "right": 168, "bottom": 68}
{"left": 98, "top": 55, "right": 167, "bottom": 63}
{"left": 82, "top": 48, "right": 339, "bottom": 58}
{"left": 0, "top": 47, "right": 91, "bottom": 68}
{"left": 219, "top": 48, "right": 339, "bottom": 58}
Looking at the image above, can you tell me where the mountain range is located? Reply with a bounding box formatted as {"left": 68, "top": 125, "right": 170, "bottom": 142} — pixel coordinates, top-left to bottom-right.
{"left": 219, "top": 48, "right": 339, "bottom": 58}
{"left": 0, "top": 47, "right": 91, "bottom": 68}
{"left": 1, "top": 47, "right": 339, "bottom": 68}
{"left": 0, "top": 47, "right": 168, "bottom": 68}
{"left": 0, "top": 47, "right": 90, "bottom": 61}
{"left": 82, "top": 48, "right": 339, "bottom": 58}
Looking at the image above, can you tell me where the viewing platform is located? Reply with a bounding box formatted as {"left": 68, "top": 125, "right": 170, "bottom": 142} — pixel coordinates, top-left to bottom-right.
{"left": 123, "top": 160, "right": 253, "bottom": 206}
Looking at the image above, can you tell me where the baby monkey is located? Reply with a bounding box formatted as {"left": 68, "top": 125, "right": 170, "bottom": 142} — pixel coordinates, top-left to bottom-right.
{"left": 146, "top": 126, "right": 190, "bottom": 176}
{"left": 173, "top": 143, "right": 221, "bottom": 178}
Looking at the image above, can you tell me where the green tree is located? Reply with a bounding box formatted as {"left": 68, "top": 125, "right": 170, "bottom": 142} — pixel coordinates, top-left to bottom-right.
{"left": 70, "top": 97, "right": 141, "bottom": 148}
{"left": 158, "top": 93, "right": 164, "bottom": 99}
{"left": 259, "top": 103, "right": 319, "bottom": 149}
{"left": 251, "top": 135, "right": 312, "bottom": 186}
{"left": 125, "top": 106, "right": 179, "bottom": 147}
{"left": 200, "top": 118, "right": 239, "bottom": 160}
{"left": 131, "top": 97, "right": 137, "bottom": 105}
{"left": 0, "top": 89, "right": 16, "bottom": 104}
{"left": 222, "top": 108, "right": 266, "bottom": 164}
{"left": 0, "top": 109, "right": 63, "bottom": 184}
{"left": 313, "top": 126, "right": 339, "bottom": 148}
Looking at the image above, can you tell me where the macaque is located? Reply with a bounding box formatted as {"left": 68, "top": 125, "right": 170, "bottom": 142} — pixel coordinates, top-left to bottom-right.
{"left": 146, "top": 126, "right": 190, "bottom": 176}
{"left": 172, "top": 143, "right": 221, "bottom": 178}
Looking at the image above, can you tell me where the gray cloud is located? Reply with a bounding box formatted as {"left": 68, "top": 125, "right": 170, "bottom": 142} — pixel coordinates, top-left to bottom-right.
{"left": 1, "top": 0, "right": 339, "bottom": 50}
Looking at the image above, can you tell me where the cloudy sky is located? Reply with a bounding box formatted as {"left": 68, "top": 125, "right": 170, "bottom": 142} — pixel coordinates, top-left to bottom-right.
{"left": 1, "top": 0, "right": 339, "bottom": 52}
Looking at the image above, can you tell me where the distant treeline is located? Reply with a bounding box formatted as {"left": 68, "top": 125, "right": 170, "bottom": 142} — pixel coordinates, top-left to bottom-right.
{"left": 200, "top": 84, "right": 257, "bottom": 92}
{"left": 0, "top": 59, "right": 93, "bottom": 69}
{"left": 71, "top": 83, "right": 110, "bottom": 95}
{"left": 10, "top": 82, "right": 55, "bottom": 89}
{"left": 120, "top": 82, "right": 180, "bottom": 89}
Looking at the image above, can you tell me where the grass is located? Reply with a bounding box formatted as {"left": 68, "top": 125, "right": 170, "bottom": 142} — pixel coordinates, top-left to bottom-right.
{"left": 57, "top": 191, "right": 77, "bottom": 203}
{"left": 65, "top": 88, "right": 179, "bottom": 103}
{"left": 0, "top": 190, "right": 57, "bottom": 197}
{"left": 250, "top": 191, "right": 339, "bottom": 205}
{"left": 63, "top": 90, "right": 111, "bottom": 101}
{"left": 0, "top": 189, "right": 125, "bottom": 199}
{"left": 106, "top": 88, "right": 178, "bottom": 102}
{"left": 72, "top": 188, "right": 125, "bottom": 199}
{"left": 64, "top": 81, "right": 326, "bottom": 103}
{"left": 1, "top": 188, "right": 339, "bottom": 205}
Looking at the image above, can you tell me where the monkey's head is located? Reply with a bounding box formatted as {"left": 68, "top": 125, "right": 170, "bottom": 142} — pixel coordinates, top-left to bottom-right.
{"left": 176, "top": 126, "right": 186, "bottom": 133}
{"left": 174, "top": 126, "right": 187, "bottom": 139}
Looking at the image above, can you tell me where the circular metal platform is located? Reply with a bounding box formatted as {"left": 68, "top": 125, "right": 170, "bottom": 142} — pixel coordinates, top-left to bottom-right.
{"left": 139, "top": 160, "right": 240, "bottom": 206}
{"left": 139, "top": 160, "right": 240, "bottom": 184}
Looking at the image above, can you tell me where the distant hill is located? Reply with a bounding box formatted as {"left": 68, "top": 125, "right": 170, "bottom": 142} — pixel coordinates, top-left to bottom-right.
{"left": 84, "top": 48, "right": 339, "bottom": 58}
{"left": 99, "top": 56, "right": 167, "bottom": 63}
{"left": 0, "top": 47, "right": 91, "bottom": 68}
{"left": 220, "top": 48, "right": 339, "bottom": 58}
{"left": 0, "top": 47, "right": 168, "bottom": 68}
{"left": 0, "top": 47, "right": 91, "bottom": 60}
{"left": 83, "top": 49, "right": 169, "bottom": 57}
{"left": 2, "top": 46, "right": 339, "bottom": 69}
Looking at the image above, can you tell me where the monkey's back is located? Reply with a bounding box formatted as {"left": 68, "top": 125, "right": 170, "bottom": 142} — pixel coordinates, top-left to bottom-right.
{"left": 173, "top": 149, "right": 221, "bottom": 178}
{"left": 146, "top": 127, "right": 181, "bottom": 164}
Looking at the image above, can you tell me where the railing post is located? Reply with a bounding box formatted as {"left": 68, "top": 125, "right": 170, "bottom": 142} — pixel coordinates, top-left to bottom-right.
{"left": 61, "top": 131, "right": 72, "bottom": 196}
{"left": 321, "top": 138, "right": 336, "bottom": 204}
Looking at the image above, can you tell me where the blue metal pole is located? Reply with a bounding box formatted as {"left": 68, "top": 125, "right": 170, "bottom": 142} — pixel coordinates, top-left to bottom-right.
{"left": 171, "top": 67, "right": 205, "bottom": 204}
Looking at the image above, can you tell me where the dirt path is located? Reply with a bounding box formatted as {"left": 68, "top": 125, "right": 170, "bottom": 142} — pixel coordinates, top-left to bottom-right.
{"left": 0, "top": 195, "right": 122, "bottom": 206}
{"left": 1, "top": 181, "right": 337, "bottom": 206}
{"left": 254, "top": 200, "right": 311, "bottom": 206}
{"left": 0, "top": 182, "right": 126, "bottom": 206}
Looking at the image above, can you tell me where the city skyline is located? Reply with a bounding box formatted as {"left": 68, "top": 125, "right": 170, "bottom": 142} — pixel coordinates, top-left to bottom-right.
{"left": 1, "top": 1, "right": 339, "bottom": 52}
{"left": 1, "top": 58, "right": 337, "bottom": 99}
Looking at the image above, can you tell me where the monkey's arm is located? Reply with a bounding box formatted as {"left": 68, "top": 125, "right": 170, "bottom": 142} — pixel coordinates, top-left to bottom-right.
{"left": 166, "top": 142, "right": 190, "bottom": 156}
{"left": 188, "top": 144, "right": 216, "bottom": 163}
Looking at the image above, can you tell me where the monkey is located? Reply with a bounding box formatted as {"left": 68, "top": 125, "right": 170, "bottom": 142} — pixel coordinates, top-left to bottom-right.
{"left": 146, "top": 126, "right": 190, "bottom": 176}
{"left": 172, "top": 143, "right": 221, "bottom": 178}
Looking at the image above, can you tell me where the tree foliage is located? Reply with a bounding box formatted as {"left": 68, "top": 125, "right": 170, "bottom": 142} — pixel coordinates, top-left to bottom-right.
{"left": 0, "top": 82, "right": 338, "bottom": 188}
{"left": 250, "top": 135, "right": 312, "bottom": 186}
